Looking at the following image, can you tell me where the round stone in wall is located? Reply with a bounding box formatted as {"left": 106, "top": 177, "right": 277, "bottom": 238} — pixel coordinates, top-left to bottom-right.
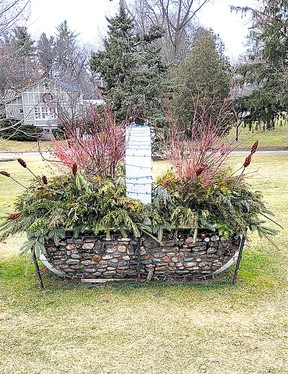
{"left": 118, "top": 245, "right": 127, "bottom": 252}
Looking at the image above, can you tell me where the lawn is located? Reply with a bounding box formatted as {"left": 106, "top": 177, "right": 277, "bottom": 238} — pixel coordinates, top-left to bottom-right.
{"left": 0, "top": 125, "right": 287, "bottom": 153}
{"left": 0, "top": 153, "right": 287, "bottom": 374}
{"left": 229, "top": 126, "right": 288, "bottom": 150}
{"left": 0, "top": 138, "right": 53, "bottom": 153}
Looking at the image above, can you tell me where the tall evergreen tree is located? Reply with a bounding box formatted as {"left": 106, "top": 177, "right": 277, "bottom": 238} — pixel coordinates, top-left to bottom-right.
{"left": 13, "top": 26, "right": 35, "bottom": 57}
{"left": 36, "top": 33, "right": 56, "bottom": 78}
{"left": 53, "top": 20, "right": 86, "bottom": 85}
{"left": 0, "top": 25, "right": 38, "bottom": 95}
{"left": 36, "top": 21, "right": 93, "bottom": 97}
{"left": 90, "top": 5, "right": 167, "bottom": 123}
{"left": 234, "top": 0, "right": 288, "bottom": 130}
{"left": 172, "top": 28, "right": 232, "bottom": 136}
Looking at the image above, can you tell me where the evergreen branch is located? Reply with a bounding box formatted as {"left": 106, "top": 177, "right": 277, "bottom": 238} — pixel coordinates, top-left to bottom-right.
{"left": 260, "top": 213, "right": 284, "bottom": 229}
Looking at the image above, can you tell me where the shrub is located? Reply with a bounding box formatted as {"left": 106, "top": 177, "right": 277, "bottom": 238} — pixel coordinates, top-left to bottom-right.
{"left": 0, "top": 120, "right": 43, "bottom": 141}
{"left": 53, "top": 106, "right": 125, "bottom": 178}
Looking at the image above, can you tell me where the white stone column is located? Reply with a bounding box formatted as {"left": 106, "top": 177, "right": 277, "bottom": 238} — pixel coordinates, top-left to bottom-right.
{"left": 125, "top": 124, "right": 152, "bottom": 204}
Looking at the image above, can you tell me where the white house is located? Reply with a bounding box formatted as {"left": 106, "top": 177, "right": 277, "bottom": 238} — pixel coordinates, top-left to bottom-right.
{"left": 4, "top": 78, "right": 83, "bottom": 137}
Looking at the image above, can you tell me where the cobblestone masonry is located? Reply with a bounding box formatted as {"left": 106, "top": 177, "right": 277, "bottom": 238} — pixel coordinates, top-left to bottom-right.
{"left": 44, "top": 231, "right": 241, "bottom": 280}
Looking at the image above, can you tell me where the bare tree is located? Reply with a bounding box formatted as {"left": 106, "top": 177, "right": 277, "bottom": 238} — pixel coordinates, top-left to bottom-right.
{"left": 0, "top": 0, "right": 33, "bottom": 96}
{"left": 0, "top": 0, "right": 30, "bottom": 36}
{"left": 0, "top": 0, "right": 33, "bottom": 126}
{"left": 126, "top": 0, "right": 211, "bottom": 64}
{"left": 0, "top": 25, "right": 38, "bottom": 98}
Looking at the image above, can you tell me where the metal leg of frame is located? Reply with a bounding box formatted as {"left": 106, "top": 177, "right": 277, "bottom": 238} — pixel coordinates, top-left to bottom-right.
{"left": 232, "top": 235, "right": 246, "bottom": 285}
{"left": 32, "top": 248, "right": 45, "bottom": 289}
{"left": 135, "top": 238, "right": 142, "bottom": 288}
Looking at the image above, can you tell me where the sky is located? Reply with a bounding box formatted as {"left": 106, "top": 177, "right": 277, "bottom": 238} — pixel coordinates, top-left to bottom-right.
{"left": 27, "top": 0, "right": 255, "bottom": 61}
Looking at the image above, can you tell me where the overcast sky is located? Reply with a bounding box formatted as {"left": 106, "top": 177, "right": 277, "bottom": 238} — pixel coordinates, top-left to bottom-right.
{"left": 27, "top": 0, "right": 255, "bottom": 61}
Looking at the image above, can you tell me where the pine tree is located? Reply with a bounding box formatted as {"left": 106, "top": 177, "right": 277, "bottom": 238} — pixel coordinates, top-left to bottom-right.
{"left": 53, "top": 20, "right": 85, "bottom": 84}
{"left": 37, "top": 33, "right": 56, "bottom": 78}
{"left": 36, "top": 21, "right": 91, "bottom": 96}
{"left": 90, "top": 5, "right": 167, "bottom": 123}
{"left": 172, "top": 28, "right": 232, "bottom": 136}
{"left": 13, "top": 26, "right": 35, "bottom": 57}
{"left": 9, "top": 26, "right": 37, "bottom": 87}
{"left": 234, "top": 0, "right": 288, "bottom": 130}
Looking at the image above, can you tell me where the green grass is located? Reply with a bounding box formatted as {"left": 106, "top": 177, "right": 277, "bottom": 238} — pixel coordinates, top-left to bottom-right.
{"left": 226, "top": 126, "right": 288, "bottom": 150}
{"left": 0, "top": 154, "right": 287, "bottom": 373}
{"left": 1, "top": 125, "right": 287, "bottom": 153}
{"left": 0, "top": 138, "right": 53, "bottom": 152}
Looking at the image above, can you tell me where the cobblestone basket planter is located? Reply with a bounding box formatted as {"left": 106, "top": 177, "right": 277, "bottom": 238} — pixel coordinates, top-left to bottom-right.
{"left": 40, "top": 230, "right": 244, "bottom": 282}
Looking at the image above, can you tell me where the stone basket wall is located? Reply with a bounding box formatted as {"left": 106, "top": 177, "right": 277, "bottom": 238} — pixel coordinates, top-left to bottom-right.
{"left": 43, "top": 231, "right": 242, "bottom": 280}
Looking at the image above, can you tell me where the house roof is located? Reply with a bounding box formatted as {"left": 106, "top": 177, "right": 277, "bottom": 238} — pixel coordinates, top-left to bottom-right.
{"left": 3, "top": 77, "right": 81, "bottom": 104}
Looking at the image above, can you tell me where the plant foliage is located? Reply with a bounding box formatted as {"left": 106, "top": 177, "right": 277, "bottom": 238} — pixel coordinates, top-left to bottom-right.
{"left": 0, "top": 140, "right": 279, "bottom": 259}
{"left": 0, "top": 120, "right": 43, "bottom": 141}
{"left": 171, "top": 28, "right": 233, "bottom": 136}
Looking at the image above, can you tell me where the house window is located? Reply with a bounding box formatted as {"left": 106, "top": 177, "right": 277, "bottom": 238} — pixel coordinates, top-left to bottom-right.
{"left": 34, "top": 107, "right": 41, "bottom": 119}
{"left": 41, "top": 106, "right": 49, "bottom": 118}
{"left": 34, "top": 106, "right": 57, "bottom": 120}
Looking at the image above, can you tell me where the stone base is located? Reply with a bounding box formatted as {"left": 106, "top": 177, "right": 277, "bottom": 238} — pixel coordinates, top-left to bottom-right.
{"left": 42, "top": 230, "right": 243, "bottom": 281}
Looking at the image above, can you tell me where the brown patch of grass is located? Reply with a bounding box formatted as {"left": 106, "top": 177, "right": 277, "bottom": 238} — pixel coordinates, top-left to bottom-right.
{"left": 0, "top": 280, "right": 287, "bottom": 373}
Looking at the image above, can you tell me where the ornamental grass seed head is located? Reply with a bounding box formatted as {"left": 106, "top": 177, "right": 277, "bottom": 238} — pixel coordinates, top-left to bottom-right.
{"left": 250, "top": 140, "right": 259, "bottom": 155}
{"left": 243, "top": 154, "right": 252, "bottom": 168}
{"left": 17, "top": 158, "right": 27, "bottom": 168}
{"left": 0, "top": 171, "right": 10, "bottom": 177}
